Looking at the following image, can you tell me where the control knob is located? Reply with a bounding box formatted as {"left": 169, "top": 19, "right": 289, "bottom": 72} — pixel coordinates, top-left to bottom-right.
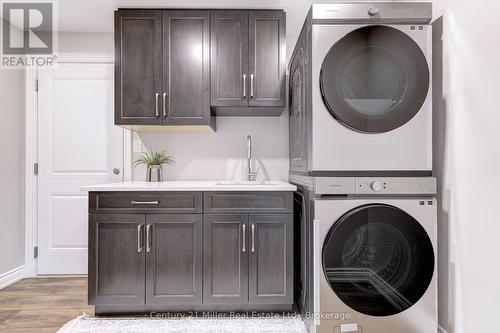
{"left": 371, "top": 180, "right": 384, "bottom": 192}
{"left": 368, "top": 7, "right": 379, "bottom": 16}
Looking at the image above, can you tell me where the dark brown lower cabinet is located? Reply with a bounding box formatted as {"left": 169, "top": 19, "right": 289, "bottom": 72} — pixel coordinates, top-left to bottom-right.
{"left": 88, "top": 191, "right": 293, "bottom": 312}
{"left": 88, "top": 214, "right": 146, "bottom": 305}
{"left": 203, "top": 214, "right": 249, "bottom": 304}
{"left": 203, "top": 213, "right": 293, "bottom": 306}
{"left": 146, "top": 214, "right": 202, "bottom": 305}
{"left": 249, "top": 214, "right": 293, "bottom": 304}
{"left": 89, "top": 213, "right": 202, "bottom": 306}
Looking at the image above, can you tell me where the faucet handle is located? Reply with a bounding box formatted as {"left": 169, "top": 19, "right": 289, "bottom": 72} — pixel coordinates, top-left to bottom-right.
{"left": 249, "top": 167, "right": 260, "bottom": 181}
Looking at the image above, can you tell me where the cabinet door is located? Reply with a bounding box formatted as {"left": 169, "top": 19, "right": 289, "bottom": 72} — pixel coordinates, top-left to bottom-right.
{"left": 163, "top": 10, "right": 211, "bottom": 125}
{"left": 115, "top": 10, "right": 162, "bottom": 125}
{"left": 249, "top": 214, "right": 293, "bottom": 304}
{"left": 289, "top": 22, "right": 310, "bottom": 173}
{"left": 146, "top": 214, "right": 202, "bottom": 305}
{"left": 210, "top": 11, "right": 249, "bottom": 107}
{"left": 203, "top": 214, "right": 249, "bottom": 304}
{"left": 88, "top": 214, "right": 146, "bottom": 305}
{"left": 248, "top": 11, "right": 286, "bottom": 107}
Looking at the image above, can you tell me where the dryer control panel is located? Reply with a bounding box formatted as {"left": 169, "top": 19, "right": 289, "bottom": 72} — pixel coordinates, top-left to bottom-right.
{"left": 313, "top": 177, "right": 436, "bottom": 195}
{"left": 311, "top": 3, "right": 432, "bottom": 24}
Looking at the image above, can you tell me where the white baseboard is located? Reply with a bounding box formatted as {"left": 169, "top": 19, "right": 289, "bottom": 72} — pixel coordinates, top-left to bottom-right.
{"left": 438, "top": 326, "right": 449, "bottom": 333}
{"left": 0, "top": 266, "right": 24, "bottom": 289}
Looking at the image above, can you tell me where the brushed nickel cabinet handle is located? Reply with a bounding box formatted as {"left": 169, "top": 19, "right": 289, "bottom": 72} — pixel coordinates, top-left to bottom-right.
{"left": 251, "top": 224, "right": 255, "bottom": 252}
{"left": 250, "top": 74, "right": 254, "bottom": 99}
{"left": 131, "top": 201, "right": 159, "bottom": 205}
{"left": 163, "top": 93, "right": 167, "bottom": 117}
{"left": 243, "top": 74, "right": 247, "bottom": 99}
{"left": 146, "top": 224, "right": 152, "bottom": 253}
{"left": 137, "top": 225, "right": 143, "bottom": 253}
{"left": 155, "top": 93, "right": 160, "bottom": 117}
{"left": 242, "top": 224, "right": 246, "bottom": 252}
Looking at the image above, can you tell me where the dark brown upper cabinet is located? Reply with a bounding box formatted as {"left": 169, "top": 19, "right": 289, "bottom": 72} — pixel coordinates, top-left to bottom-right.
{"left": 210, "top": 10, "right": 286, "bottom": 116}
{"left": 115, "top": 9, "right": 214, "bottom": 131}
{"left": 115, "top": 10, "right": 163, "bottom": 126}
{"left": 210, "top": 11, "right": 249, "bottom": 108}
{"left": 248, "top": 11, "right": 286, "bottom": 108}
{"left": 289, "top": 21, "right": 310, "bottom": 174}
{"left": 163, "top": 10, "right": 213, "bottom": 128}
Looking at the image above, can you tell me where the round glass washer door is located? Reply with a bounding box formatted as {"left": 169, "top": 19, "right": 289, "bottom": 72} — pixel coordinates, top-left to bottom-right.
{"left": 320, "top": 25, "right": 430, "bottom": 133}
{"left": 322, "top": 204, "right": 434, "bottom": 317}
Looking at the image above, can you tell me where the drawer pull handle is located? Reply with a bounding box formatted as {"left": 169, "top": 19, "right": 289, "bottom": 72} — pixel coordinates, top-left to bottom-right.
{"left": 250, "top": 74, "right": 254, "bottom": 99}
{"left": 242, "top": 224, "right": 246, "bottom": 252}
{"left": 137, "top": 225, "right": 143, "bottom": 253}
{"left": 251, "top": 224, "right": 255, "bottom": 252}
{"left": 155, "top": 93, "right": 160, "bottom": 117}
{"left": 243, "top": 74, "right": 247, "bottom": 99}
{"left": 163, "top": 92, "right": 167, "bottom": 117}
{"left": 131, "top": 201, "right": 159, "bottom": 205}
{"left": 146, "top": 224, "right": 152, "bottom": 253}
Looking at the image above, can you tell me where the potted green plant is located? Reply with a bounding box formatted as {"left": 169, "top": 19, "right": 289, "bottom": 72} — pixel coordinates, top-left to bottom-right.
{"left": 133, "top": 151, "right": 174, "bottom": 182}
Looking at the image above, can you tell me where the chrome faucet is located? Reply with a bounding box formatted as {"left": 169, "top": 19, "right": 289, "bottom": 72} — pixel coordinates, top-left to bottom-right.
{"left": 247, "top": 135, "right": 259, "bottom": 181}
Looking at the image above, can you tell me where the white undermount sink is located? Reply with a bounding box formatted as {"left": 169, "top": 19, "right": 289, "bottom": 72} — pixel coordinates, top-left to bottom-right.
{"left": 215, "top": 181, "right": 280, "bottom": 186}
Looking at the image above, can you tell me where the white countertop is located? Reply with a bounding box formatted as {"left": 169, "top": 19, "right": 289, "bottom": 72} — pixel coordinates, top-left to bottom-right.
{"left": 81, "top": 181, "right": 296, "bottom": 192}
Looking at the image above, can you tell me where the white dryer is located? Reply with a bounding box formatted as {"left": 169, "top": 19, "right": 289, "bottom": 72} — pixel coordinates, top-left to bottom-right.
{"left": 289, "top": 3, "right": 433, "bottom": 176}
{"left": 291, "top": 175, "right": 437, "bottom": 333}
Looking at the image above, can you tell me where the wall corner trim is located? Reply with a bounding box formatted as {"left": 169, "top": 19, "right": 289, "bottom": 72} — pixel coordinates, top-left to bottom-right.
{"left": 0, "top": 266, "right": 24, "bottom": 290}
{"left": 438, "top": 326, "right": 449, "bottom": 333}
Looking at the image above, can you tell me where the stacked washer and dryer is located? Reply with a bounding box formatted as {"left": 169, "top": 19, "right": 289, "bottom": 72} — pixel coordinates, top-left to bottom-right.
{"left": 289, "top": 3, "right": 437, "bottom": 333}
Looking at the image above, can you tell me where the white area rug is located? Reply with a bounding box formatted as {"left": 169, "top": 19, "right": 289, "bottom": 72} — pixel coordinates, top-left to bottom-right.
{"left": 58, "top": 314, "right": 307, "bottom": 333}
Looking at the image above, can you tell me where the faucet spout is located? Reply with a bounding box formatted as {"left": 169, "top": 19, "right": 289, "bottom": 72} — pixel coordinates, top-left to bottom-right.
{"left": 247, "top": 135, "right": 252, "bottom": 181}
{"left": 246, "top": 135, "right": 259, "bottom": 181}
{"left": 247, "top": 135, "right": 252, "bottom": 160}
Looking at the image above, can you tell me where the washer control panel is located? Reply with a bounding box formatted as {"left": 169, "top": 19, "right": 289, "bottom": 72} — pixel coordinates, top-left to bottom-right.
{"left": 314, "top": 177, "right": 436, "bottom": 195}
{"left": 356, "top": 177, "right": 436, "bottom": 195}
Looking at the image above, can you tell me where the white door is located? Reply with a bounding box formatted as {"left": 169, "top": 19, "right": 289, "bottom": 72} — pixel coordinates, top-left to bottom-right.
{"left": 37, "top": 62, "right": 123, "bottom": 274}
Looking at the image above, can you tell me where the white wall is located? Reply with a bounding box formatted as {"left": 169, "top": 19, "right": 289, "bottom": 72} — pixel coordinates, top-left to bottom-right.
{"left": 58, "top": 32, "right": 113, "bottom": 54}
{"left": 135, "top": 115, "right": 289, "bottom": 181}
{"left": 433, "top": 1, "right": 500, "bottom": 332}
{"left": 0, "top": 67, "right": 25, "bottom": 276}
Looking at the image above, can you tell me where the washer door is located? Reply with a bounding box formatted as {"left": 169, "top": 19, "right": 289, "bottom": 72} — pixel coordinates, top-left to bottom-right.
{"left": 322, "top": 204, "right": 434, "bottom": 317}
{"left": 320, "top": 25, "right": 430, "bottom": 133}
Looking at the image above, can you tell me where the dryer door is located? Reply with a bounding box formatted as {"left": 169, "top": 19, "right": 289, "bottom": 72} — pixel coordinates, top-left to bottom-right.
{"left": 322, "top": 204, "right": 434, "bottom": 316}
{"left": 320, "top": 25, "right": 430, "bottom": 133}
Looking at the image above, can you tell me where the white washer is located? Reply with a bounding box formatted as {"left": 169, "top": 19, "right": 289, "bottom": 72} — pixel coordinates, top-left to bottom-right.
{"left": 290, "top": 175, "right": 437, "bottom": 333}
{"left": 289, "top": 3, "right": 433, "bottom": 175}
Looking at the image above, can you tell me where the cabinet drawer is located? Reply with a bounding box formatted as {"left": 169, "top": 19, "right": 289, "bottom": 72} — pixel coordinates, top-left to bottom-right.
{"left": 89, "top": 192, "right": 202, "bottom": 213}
{"left": 204, "top": 192, "right": 292, "bottom": 213}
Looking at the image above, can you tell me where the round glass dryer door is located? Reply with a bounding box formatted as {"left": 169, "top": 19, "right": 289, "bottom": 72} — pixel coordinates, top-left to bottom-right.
{"left": 320, "top": 25, "right": 430, "bottom": 133}
{"left": 322, "top": 204, "right": 434, "bottom": 317}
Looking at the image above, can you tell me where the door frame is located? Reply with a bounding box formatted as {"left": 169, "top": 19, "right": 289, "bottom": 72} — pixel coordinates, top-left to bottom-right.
{"left": 24, "top": 53, "right": 132, "bottom": 277}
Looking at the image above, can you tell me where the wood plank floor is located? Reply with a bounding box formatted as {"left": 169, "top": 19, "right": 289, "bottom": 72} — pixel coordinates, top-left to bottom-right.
{"left": 0, "top": 277, "right": 93, "bottom": 333}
